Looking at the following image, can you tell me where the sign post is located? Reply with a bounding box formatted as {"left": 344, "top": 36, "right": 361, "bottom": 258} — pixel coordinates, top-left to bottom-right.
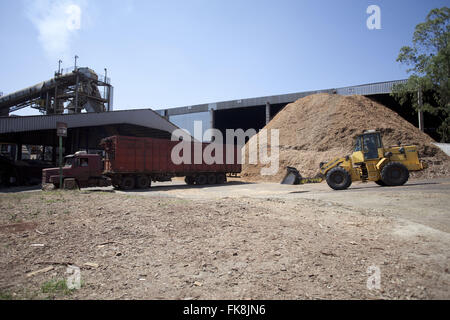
{"left": 56, "top": 122, "right": 67, "bottom": 188}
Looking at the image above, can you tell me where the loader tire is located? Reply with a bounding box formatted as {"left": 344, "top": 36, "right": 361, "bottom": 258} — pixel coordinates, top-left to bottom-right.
{"left": 375, "top": 180, "right": 387, "bottom": 186}
{"left": 326, "top": 167, "right": 352, "bottom": 190}
{"left": 381, "top": 162, "right": 409, "bottom": 186}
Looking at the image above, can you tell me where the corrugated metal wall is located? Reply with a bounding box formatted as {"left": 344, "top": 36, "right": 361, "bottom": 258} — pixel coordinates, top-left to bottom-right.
{"left": 336, "top": 80, "right": 407, "bottom": 96}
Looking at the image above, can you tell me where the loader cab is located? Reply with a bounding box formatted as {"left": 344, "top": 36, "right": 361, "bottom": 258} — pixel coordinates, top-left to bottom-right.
{"left": 354, "top": 131, "right": 383, "bottom": 161}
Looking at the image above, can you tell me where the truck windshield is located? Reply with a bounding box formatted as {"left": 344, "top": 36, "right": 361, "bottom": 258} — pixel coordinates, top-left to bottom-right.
{"left": 64, "top": 157, "right": 74, "bottom": 167}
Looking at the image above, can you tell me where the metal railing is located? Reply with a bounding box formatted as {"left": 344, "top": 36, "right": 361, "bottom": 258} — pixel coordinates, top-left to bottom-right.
{"left": 58, "top": 66, "right": 76, "bottom": 75}
{"left": 98, "top": 75, "right": 111, "bottom": 84}
{"left": 57, "top": 67, "right": 110, "bottom": 84}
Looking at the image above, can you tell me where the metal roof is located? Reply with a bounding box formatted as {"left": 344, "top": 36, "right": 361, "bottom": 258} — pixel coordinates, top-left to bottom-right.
{"left": 336, "top": 79, "right": 407, "bottom": 95}
{"left": 0, "top": 109, "right": 179, "bottom": 134}
{"left": 158, "top": 79, "right": 408, "bottom": 116}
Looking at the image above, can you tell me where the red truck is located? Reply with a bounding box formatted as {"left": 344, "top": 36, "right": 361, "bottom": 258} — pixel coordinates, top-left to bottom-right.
{"left": 42, "top": 135, "right": 241, "bottom": 190}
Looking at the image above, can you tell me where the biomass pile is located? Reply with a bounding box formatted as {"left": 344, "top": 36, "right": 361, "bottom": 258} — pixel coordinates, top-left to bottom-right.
{"left": 241, "top": 93, "right": 450, "bottom": 182}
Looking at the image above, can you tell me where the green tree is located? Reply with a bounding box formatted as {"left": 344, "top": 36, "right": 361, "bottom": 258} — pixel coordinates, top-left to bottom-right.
{"left": 392, "top": 7, "right": 450, "bottom": 142}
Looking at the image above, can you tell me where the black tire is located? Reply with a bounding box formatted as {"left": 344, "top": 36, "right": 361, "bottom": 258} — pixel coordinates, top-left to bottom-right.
{"left": 120, "top": 176, "right": 136, "bottom": 190}
{"left": 216, "top": 173, "right": 227, "bottom": 184}
{"left": 207, "top": 174, "right": 217, "bottom": 185}
{"left": 185, "top": 176, "right": 195, "bottom": 185}
{"left": 381, "top": 162, "right": 409, "bottom": 186}
{"left": 195, "top": 174, "right": 207, "bottom": 185}
{"left": 326, "top": 167, "right": 352, "bottom": 190}
{"left": 63, "top": 178, "right": 79, "bottom": 190}
{"left": 375, "top": 180, "right": 387, "bottom": 186}
{"left": 111, "top": 176, "right": 121, "bottom": 189}
{"left": 136, "top": 175, "right": 150, "bottom": 189}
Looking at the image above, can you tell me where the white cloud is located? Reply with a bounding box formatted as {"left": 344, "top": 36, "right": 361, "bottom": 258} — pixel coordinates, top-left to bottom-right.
{"left": 25, "top": 0, "right": 85, "bottom": 61}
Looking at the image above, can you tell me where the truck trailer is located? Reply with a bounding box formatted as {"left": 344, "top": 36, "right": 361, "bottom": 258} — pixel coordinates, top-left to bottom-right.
{"left": 42, "top": 135, "right": 241, "bottom": 190}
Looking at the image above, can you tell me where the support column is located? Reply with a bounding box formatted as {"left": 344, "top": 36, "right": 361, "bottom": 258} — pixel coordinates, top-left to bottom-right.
{"left": 265, "top": 102, "right": 271, "bottom": 125}
{"left": 17, "top": 143, "right": 22, "bottom": 161}
{"left": 54, "top": 85, "right": 58, "bottom": 113}
{"left": 85, "top": 127, "right": 89, "bottom": 152}
{"left": 210, "top": 109, "right": 215, "bottom": 130}
{"left": 52, "top": 145, "right": 57, "bottom": 164}
{"left": 45, "top": 92, "right": 49, "bottom": 112}
{"left": 74, "top": 74, "right": 80, "bottom": 113}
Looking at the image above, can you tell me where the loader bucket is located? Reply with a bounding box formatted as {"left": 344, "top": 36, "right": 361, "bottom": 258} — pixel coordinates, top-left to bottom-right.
{"left": 281, "top": 166, "right": 302, "bottom": 185}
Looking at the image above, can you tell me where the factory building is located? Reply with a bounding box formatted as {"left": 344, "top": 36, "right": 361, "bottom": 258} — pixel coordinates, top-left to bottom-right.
{"left": 0, "top": 73, "right": 438, "bottom": 186}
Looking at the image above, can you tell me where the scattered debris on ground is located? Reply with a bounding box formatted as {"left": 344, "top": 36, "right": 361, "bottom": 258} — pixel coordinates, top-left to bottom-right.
{"left": 0, "top": 189, "right": 448, "bottom": 300}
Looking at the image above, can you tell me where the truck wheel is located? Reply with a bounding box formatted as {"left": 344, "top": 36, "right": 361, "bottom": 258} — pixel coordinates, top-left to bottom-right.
{"left": 375, "top": 180, "right": 386, "bottom": 186}
{"left": 120, "top": 176, "right": 136, "bottom": 190}
{"left": 216, "top": 173, "right": 227, "bottom": 184}
{"left": 195, "top": 174, "right": 207, "bottom": 185}
{"left": 207, "top": 174, "right": 217, "bottom": 185}
{"left": 63, "top": 178, "right": 79, "bottom": 190}
{"left": 326, "top": 167, "right": 352, "bottom": 190}
{"left": 381, "top": 162, "right": 409, "bottom": 186}
{"left": 112, "top": 177, "right": 121, "bottom": 189}
{"left": 136, "top": 175, "right": 150, "bottom": 189}
{"left": 185, "top": 176, "right": 195, "bottom": 185}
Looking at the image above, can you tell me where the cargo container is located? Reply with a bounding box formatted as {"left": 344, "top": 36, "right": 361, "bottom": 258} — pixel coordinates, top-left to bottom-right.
{"left": 101, "top": 135, "right": 241, "bottom": 189}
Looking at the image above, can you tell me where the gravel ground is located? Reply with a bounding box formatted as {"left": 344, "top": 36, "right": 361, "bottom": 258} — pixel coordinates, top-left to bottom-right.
{"left": 0, "top": 181, "right": 449, "bottom": 300}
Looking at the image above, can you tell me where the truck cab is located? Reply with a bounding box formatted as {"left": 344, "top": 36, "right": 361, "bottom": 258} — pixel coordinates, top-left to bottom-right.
{"left": 42, "top": 151, "right": 110, "bottom": 189}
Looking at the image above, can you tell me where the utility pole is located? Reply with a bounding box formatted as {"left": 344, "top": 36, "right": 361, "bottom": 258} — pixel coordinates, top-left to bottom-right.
{"left": 58, "top": 60, "right": 62, "bottom": 75}
{"left": 418, "top": 87, "right": 424, "bottom": 132}
{"left": 74, "top": 55, "right": 79, "bottom": 71}
{"left": 56, "top": 122, "right": 67, "bottom": 188}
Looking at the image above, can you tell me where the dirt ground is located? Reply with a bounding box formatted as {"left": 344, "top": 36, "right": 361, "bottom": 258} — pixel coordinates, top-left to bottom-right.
{"left": 0, "top": 178, "right": 449, "bottom": 300}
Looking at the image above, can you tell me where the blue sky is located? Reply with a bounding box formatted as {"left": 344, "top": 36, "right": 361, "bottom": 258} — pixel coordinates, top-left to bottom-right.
{"left": 0, "top": 0, "right": 448, "bottom": 116}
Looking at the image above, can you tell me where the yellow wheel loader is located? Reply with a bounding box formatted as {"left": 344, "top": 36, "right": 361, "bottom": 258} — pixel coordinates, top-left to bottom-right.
{"left": 319, "top": 130, "right": 428, "bottom": 190}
